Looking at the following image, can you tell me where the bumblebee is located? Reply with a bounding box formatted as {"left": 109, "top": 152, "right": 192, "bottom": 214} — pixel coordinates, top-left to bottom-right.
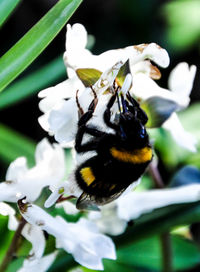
{"left": 74, "top": 86, "right": 152, "bottom": 210}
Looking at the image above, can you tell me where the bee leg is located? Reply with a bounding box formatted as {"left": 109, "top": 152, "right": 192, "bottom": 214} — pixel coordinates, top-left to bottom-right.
{"left": 76, "top": 125, "right": 106, "bottom": 153}
{"left": 89, "top": 85, "right": 98, "bottom": 111}
{"left": 84, "top": 126, "right": 105, "bottom": 137}
{"left": 103, "top": 93, "right": 118, "bottom": 130}
{"left": 76, "top": 90, "right": 84, "bottom": 118}
{"left": 75, "top": 131, "right": 99, "bottom": 153}
{"left": 78, "top": 87, "right": 98, "bottom": 127}
{"left": 78, "top": 111, "right": 94, "bottom": 127}
{"left": 76, "top": 122, "right": 102, "bottom": 153}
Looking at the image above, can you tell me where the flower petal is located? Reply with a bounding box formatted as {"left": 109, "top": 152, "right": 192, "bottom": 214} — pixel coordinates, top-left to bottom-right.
{"left": 17, "top": 252, "right": 57, "bottom": 272}
{"left": 22, "top": 223, "right": 45, "bottom": 259}
{"left": 0, "top": 202, "right": 18, "bottom": 231}
{"left": 89, "top": 202, "right": 127, "bottom": 236}
{"left": 56, "top": 201, "right": 79, "bottom": 215}
{"left": 6, "top": 157, "right": 28, "bottom": 181}
{"left": 163, "top": 113, "right": 197, "bottom": 152}
{"left": 117, "top": 183, "right": 200, "bottom": 221}
{"left": 38, "top": 77, "right": 84, "bottom": 113}
{"left": 1, "top": 139, "right": 66, "bottom": 203}
{"left": 168, "top": 62, "right": 197, "bottom": 107}
{"left": 132, "top": 43, "right": 170, "bottom": 68}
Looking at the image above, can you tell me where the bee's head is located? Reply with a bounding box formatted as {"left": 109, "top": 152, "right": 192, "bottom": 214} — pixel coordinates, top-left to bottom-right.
{"left": 118, "top": 111, "right": 148, "bottom": 144}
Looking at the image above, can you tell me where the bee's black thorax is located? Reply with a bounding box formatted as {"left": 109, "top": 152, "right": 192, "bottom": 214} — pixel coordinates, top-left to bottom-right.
{"left": 74, "top": 89, "right": 153, "bottom": 209}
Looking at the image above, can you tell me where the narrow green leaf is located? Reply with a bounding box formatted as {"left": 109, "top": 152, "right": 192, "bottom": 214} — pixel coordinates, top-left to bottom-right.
{"left": 104, "top": 235, "right": 200, "bottom": 271}
{"left": 0, "top": 0, "right": 21, "bottom": 27}
{"left": 0, "top": 216, "right": 14, "bottom": 264}
{"left": 76, "top": 68, "right": 102, "bottom": 87}
{"left": 0, "top": 123, "right": 35, "bottom": 166}
{"left": 6, "top": 257, "right": 24, "bottom": 272}
{"left": 0, "top": 0, "right": 82, "bottom": 93}
{"left": 0, "top": 55, "right": 66, "bottom": 110}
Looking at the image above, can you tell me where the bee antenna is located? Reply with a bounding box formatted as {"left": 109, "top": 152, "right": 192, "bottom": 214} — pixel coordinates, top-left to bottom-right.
{"left": 76, "top": 90, "right": 84, "bottom": 118}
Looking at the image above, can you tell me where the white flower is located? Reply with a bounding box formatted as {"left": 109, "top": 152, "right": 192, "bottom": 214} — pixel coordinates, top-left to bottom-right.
{"left": 55, "top": 200, "right": 79, "bottom": 215}
{"left": 22, "top": 223, "right": 46, "bottom": 259}
{"left": 38, "top": 77, "right": 84, "bottom": 135}
{"left": 162, "top": 63, "right": 197, "bottom": 152}
{"left": 117, "top": 183, "right": 200, "bottom": 221}
{"left": 0, "top": 138, "right": 66, "bottom": 203}
{"left": 38, "top": 23, "right": 197, "bottom": 153}
{"left": 18, "top": 201, "right": 116, "bottom": 270}
{"left": 17, "top": 252, "right": 57, "bottom": 272}
{"left": 64, "top": 24, "right": 169, "bottom": 72}
{"left": 40, "top": 61, "right": 124, "bottom": 145}
{"left": 163, "top": 112, "right": 197, "bottom": 152}
{"left": 88, "top": 202, "right": 127, "bottom": 236}
{"left": 130, "top": 62, "right": 196, "bottom": 108}
{"left": 168, "top": 62, "right": 196, "bottom": 107}
{"left": 38, "top": 23, "right": 170, "bottom": 145}
{"left": 86, "top": 183, "right": 200, "bottom": 236}
{"left": 20, "top": 223, "right": 55, "bottom": 272}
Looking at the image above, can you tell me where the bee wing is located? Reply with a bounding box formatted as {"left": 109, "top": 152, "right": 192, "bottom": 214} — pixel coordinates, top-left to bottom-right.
{"left": 76, "top": 192, "right": 100, "bottom": 211}
{"left": 76, "top": 188, "right": 126, "bottom": 211}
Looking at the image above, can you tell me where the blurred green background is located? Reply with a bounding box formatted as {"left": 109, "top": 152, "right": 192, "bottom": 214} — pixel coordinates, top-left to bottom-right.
{"left": 1, "top": 1, "right": 200, "bottom": 271}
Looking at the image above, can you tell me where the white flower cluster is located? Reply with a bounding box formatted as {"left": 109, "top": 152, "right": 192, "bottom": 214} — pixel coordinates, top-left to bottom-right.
{"left": 39, "top": 23, "right": 196, "bottom": 151}
{"left": 0, "top": 23, "right": 198, "bottom": 272}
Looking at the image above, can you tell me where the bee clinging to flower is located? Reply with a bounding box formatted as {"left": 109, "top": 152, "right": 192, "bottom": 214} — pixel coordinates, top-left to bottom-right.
{"left": 74, "top": 80, "right": 153, "bottom": 210}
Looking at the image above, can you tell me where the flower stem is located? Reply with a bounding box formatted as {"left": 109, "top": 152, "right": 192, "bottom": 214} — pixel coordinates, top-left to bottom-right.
{"left": 149, "top": 162, "right": 165, "bottom": 188}
{"left": 160, "top": 232, "right": 173, "bottom": 272}
{"left": 149, "top": 162, "right": 173, "bottom": 272}
{"left": 0, "top": 217, "right": 26, "bottom": 272}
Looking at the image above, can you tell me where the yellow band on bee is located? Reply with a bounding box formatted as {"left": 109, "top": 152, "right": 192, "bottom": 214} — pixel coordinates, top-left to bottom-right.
{"left": 80, "top": 167, "right": 95, "bottom": 186}
{"left": 110, "top": 146, "right": 152, "bottom": 164}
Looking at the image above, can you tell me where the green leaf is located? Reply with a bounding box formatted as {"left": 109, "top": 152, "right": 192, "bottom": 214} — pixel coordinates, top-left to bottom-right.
{"left": 0, "top": 216, "right": 14, "bottom": 264}
{"left": 114, "top": 201, "right": 200, "bottom": 246}
{"left": 104, "top": 235, "right": 200, "bottom": 271}
{"left": 0, "top": 123, "right": 35, "bottom": 166}
{"left": 0, "top": 0, "right": 82, "bottom": 93}
{"left": 0, "top": 55, "right": 66, "bottom": 110}
{"left": 76, "top": 69, "right": 102, "bottom": 87}
{"left": 0, "top": 0, "right": 21, "bottom": 27}
{"left": 6, "top": 257, "right": 24, "bottom": 272}
{"left": 141, "top": 96, "right": 178, "bottom": 128}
